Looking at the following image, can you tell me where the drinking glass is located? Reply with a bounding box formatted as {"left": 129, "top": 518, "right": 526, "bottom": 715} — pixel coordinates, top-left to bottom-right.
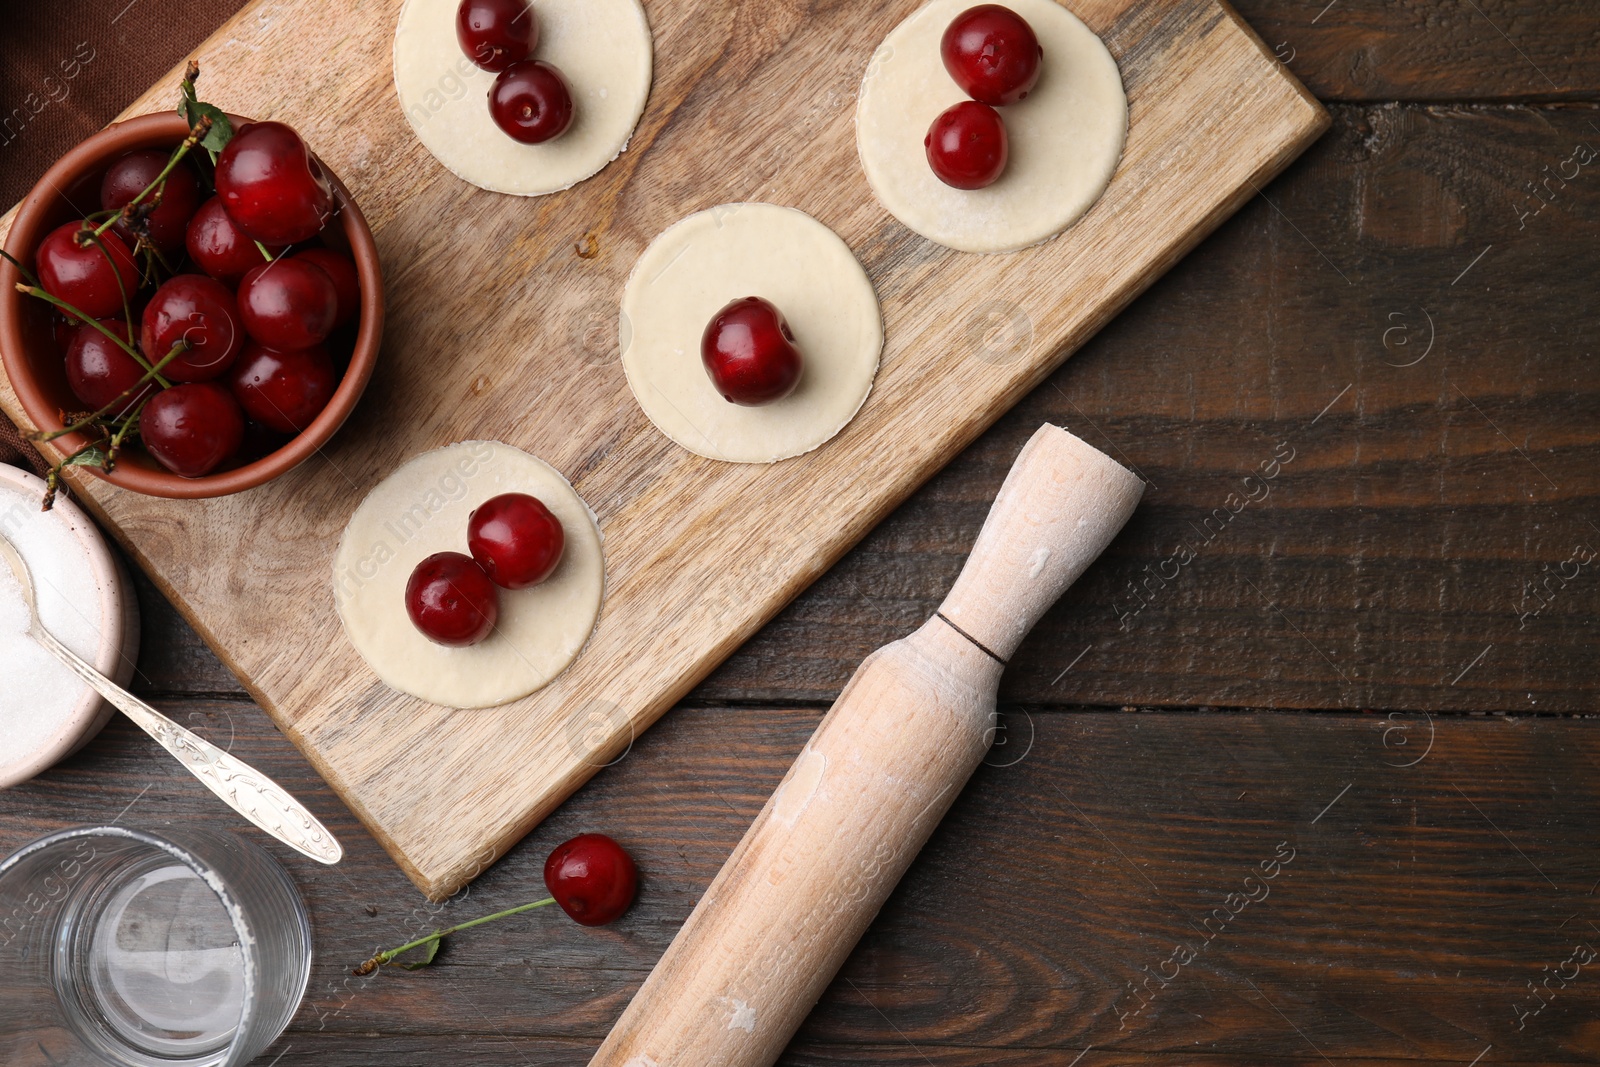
{"left": 0, "top": 825, "right": 311, "bottom": 1066}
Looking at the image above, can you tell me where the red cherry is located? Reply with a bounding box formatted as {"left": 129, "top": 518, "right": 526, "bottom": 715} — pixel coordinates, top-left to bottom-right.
{"left": 236, "top": 258, "right": 338, "bottom": 350}
{"left": 925, "top": 101, "right": 1009, "bottom": 189}
{"left": 228, "top": 341, "right": 337, "bottom": 433}
{"left": 186, "top": 197, "right": 286, "bottom": 285}
{"left": 700, "top": 296, "right": 803, "bottom": 405}
{"left": 292, "top": 248, "right": 360, "bottom": 328}
{"left": 457, "top": 0, "right": 538, "bottom": 72}
{"left": 35, "top": 222, "right": 139, "bottom": 321}
{"left": 65, "top": 320, "right": 154, "bottom": 417}
{"left": 940, "top": 5, "right": 1043, "bottom": 106}
{"left": 405, "top": 552, "right": 499, "bottom": 647}
{"left": 215, "top": 121, "right": 335, "bottom": 244}
{"left": 467, "top": 493, "right": 564, "bottom": 590}
{"left": 139, "top": 382, "right": 245, "bottom": 478}
{"left": 543, "top": 833, "right": 637, "bottom": 927}
{"left": 99, "top": 149, "right": 202, "bottom": 254}
{"left": 489, "top": 60, "right": 575, "bottom": 144}
{"left": 141, "top": 274, "right": 245, "bottom": 382}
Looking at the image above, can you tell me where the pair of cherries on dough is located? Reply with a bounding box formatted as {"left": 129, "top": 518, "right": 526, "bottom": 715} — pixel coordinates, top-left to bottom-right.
{"left": 406, "top": 492, "right": 565, "bottom": 646}
{"left": 925, "top": 5, "right": 1044, "bottom": 190}
{"left": 457, "top": 0, "right": 576, "bottom": 144}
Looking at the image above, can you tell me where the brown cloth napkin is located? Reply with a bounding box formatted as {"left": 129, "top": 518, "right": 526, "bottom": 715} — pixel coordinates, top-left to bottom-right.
{"left": 0, "top": 416, "right": 48, "bottom": 478}
{"left": 0, "top": 0, "right": 250, "bottom": 213}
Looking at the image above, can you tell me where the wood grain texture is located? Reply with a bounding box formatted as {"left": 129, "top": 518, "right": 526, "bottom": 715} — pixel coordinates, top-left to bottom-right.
{"left": 0, "top": 0, "right": 1326, "bottom": 899}
{"left": 1231, "top": 0, "right": 1600, "bottom": 103}
{"left": 2, "top": 702, "right": 1595, "bottom": 1065}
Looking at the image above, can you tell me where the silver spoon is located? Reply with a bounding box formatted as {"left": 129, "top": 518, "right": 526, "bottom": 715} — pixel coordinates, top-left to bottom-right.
{"left": 0, "top": 531, "right": 342, "bottom": 865}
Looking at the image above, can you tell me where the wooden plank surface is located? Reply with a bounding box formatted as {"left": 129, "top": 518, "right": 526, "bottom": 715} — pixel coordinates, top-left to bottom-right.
{"left": 4, "top": 1, "right": 1598, "bottom": 1064}
{"left": 3, "top": 702, "right": 1595, "bottom": 1065}
{"left": 0, "top": 0, "right": 1326, "bottom": 899}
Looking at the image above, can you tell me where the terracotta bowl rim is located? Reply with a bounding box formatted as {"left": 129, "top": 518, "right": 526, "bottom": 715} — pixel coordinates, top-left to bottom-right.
{"left": 0, "top": 110, "right": 383, "bottom": 499}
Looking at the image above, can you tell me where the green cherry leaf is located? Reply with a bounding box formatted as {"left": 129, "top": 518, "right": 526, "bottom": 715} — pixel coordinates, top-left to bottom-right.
{"left": 394, "top": 936, "right": 442, "bottom": 971}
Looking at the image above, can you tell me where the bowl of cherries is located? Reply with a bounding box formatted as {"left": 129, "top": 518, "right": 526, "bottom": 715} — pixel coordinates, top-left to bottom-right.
{"left": 0, "top": 65, "right": 382, "bottom": 502}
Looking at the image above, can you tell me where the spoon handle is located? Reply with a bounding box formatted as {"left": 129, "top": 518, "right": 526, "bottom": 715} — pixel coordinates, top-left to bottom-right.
{"left": 29, "top": 621, "right": 344, "bottom": 866}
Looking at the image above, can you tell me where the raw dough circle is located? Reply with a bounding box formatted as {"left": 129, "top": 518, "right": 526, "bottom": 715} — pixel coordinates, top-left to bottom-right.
{"left": 333, "top": 441, "right": 604, "bottom": 709}
{"left": 855, "top": 0, "right": 1127, "bottom": 253}
{"left": 393, "top": 0, "right": 653, "bottom": 196}
{"left": 620, "top": 203, "right": 883, "bottom": 463}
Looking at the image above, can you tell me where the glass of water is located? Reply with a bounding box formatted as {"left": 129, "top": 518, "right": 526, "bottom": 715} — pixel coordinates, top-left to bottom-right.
{"left": 0, "top": 825, "right": 311, "bottom": 1066}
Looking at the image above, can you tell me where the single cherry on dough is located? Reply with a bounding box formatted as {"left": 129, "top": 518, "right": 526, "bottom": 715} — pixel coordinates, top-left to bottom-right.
{"left": 701, "top": 296, "right": 804, "bottom": 406}
{"left": 490, "top": 59, "right": 575, "bottom": 144}
{"left": 457, "top": 0, "right": 538, "bottom": 71}
{"left": 940, "top": 4, "right": 1043, "bottom": 106}
{"left": 406, "top": 551, "right": 500, "bottom": 647}
{"left": 925, "top": 100, "right": 1009, "bottom": 190}
{"left": 468, "top": 492, "right": 565, "bottom": 590}
{"left": 544, "top": 833, "right": 638, "bottom": 927}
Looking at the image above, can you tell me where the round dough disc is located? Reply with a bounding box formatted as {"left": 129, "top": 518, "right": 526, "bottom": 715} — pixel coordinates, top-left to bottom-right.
{"left": 333, "top": 441, "right": 604, "bottom": 709}
{"left": 620, "top": 203, "right": 883, "bottom": 463}
{"left": 855, "top": 0, "right": 1127, "bottom": 253}
{"left": 393, "top": 0, "right": 652, "bottom": 196}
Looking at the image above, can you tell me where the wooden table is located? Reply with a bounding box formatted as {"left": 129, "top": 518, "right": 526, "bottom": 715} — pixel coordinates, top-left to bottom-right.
{"left": 3, "top": 2, "right": 1598, "bottom": 1064}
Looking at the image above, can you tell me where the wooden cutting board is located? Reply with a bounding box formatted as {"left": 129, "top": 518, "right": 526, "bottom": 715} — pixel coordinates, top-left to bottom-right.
{"left": 0, "top": 0, "right": 1325, "bottom": 899}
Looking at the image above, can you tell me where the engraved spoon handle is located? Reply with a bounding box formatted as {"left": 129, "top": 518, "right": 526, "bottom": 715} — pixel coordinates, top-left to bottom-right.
{"left": 0, "top": 536, "right": 341, "bottom": 864}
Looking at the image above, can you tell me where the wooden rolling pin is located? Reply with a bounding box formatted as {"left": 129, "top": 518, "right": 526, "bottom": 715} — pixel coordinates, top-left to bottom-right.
{"left": 591, "top": 424, "right": 1144, "bottom": 1067}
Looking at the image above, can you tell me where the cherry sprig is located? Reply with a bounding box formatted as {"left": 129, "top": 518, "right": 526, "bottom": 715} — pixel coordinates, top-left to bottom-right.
{"left": 354, "top": 896, "right": 558, "bottom": 975}
{"left": 354, "top": 834, "right": 638, "bottom": 977}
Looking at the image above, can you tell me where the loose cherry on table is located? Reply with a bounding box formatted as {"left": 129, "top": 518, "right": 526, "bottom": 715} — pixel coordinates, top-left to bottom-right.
{"left": 215, "top": 121, "right": 335, "bottom": 244}
{"left": 186, "top": 196, "right": 285, "bottom": 285}
{"left": 940, "top": 4, "right": 1043, "bottom": 106}
{"left": 467, "top": 492, "right": 564, "bottom": 590}
{"left": 100, "top": 150, "right": 203, "bottom": 254}
{"left": 292, "top": 248, "right": 360, "bottom": 328}
{"left": 490, "top": 60, "right": 575, "bottom": 144}
{"left": 406, "top": 552, "right": 500, "bottom": 647}
{"left": 65, "top": 319, "right": 155, "bottom": 417}
{"left": 700, "top": 296, "right": 804, "bottom": 406}
{"left": 139, "top": 381, "right": 246, "bottom": 478}
{"left": 36, "top": 222, "right": 140, "bottom": 321}
{"left": 236, "top": 258, "right": 338, "bottom": 350}
{"left": 925, "top": 100, "right": 1009, "bottom": 190}
{"left": 544, "top": 833, "right": 638, "bottom": 926}
{"left": 229, "top": 341, "right": 337, "bottom": 433}
{"left": 457, "top": 0, "right": 538, "bottom": 72}
{"left": 140, "top": 274, "right": 246, "bottom": 382}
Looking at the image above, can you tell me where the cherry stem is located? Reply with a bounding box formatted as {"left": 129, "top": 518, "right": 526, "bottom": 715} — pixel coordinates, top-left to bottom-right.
{"left": 353, "top": 896, "right": 558, "bottom": 976}
{"left": 254, "top": 239, "right": 275, "bottom": 262}
{"left": 86, "top": 117, "right": 210, "bottom": 242}
{"left": 41, "top": 434, "right": 108, "bottom": 511}
{"left": 14, "top": 284, "right": 171, "bottom": 387}
{"left": 30, "top": 339, "right": 187, "bottom": 445}
{"left": 104, "top": 396, "right": 149, "bottom": 472}
{"left": 0, "top": 247, "right": 39, "bottom": 288}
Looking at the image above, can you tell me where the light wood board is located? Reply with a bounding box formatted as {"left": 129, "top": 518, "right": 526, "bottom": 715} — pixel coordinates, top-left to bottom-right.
{"left": 0, "top": 0, "right": 1326, "bottom": 898}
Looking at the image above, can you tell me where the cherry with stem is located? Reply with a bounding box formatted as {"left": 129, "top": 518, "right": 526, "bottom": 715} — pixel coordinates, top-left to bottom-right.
{"left": 14, "top": 283, "right": 170, "bottom": 386}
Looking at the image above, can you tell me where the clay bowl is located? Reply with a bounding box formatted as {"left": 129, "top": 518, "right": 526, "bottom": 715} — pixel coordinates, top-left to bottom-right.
{"left": 0, "top": 464, "right": 140, "bottom": 789}
{"left": 0, "top": 111, "right": 383, "bottom": 499}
